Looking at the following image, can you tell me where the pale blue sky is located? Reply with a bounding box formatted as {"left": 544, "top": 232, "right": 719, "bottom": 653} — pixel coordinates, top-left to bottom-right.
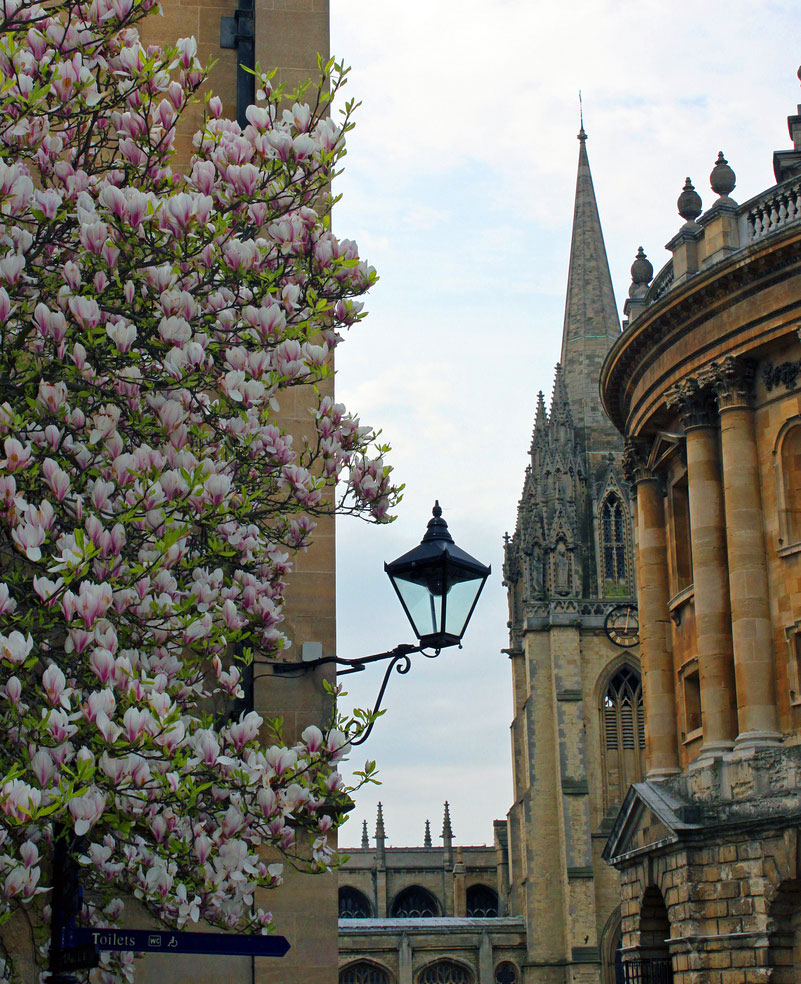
{"left": 329, "top": 0, "right": 801, "bottom": 848}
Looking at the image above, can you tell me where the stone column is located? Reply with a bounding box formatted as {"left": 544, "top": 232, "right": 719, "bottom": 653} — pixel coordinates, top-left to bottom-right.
{"left": 702, "top": 358, "right": 781, "bottom": 744}
{"left": 625, "top": 442, "right": 680, "bottom": 777}
{"left": 666, "top": 381, "right": 737, "bottom": 755}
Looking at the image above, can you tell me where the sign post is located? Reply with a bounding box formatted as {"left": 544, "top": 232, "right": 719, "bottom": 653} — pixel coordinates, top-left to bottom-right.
{"left": 62, "top": 928, "right": 291, "bottom": 959}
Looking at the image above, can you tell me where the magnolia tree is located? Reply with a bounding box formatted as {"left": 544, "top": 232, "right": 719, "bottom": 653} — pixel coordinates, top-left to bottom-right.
{"left": 0, "top": 0, "right": 401, "bottom": 976}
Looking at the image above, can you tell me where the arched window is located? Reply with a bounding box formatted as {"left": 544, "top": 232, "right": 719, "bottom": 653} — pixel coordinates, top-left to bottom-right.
{"left": 466, "top": 884, "right": 498, "bottom": 917}
{"left": 391, "top": 886, "right": 439, "bottom": 918}
{"left": 339, "top": 886, "right": 372, "bottom": 918}
{"left": 602, "top": 666, "right": 645, "bottom": 811}
{"left": 340, "top": 962, "right": 391, "bottom": 984}
{"left": 780, "top": 422, "right": 801, "bottom": 546}
{"left": 601, "top": 494, "right": 628, "bottom": 596}
{"left": 418, "top": 961, "right": 473, "bottom": 984}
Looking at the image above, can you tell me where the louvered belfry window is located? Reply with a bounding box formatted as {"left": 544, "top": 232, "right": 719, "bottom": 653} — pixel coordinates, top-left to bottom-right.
{"left": 602, "top": 666, "right": 645, "bottom": 810}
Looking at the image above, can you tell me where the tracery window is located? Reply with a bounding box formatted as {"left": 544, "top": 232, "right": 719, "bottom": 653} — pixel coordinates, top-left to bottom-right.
{"left": 390, "top": 885, "right": 439, "bottom": 918}
{"left": 466, "top": 884, "right": 498, "bottom": 917}
{"left": 495, "top": 964, "right": 517, "bottom": 984}
{"left": 601, "top": 494, "right": 627, "bottom": 595}
{"left": 340, "top": 962, "right": 391, "bottom": 984}
{"left": 418, "top": 961, "right": 473, "bottom": 984}
{"left": 602, "top": 666, "right": 645, "bottom": 810}
{"left": 339, "top": 886, "right": 372, "bottom": 918}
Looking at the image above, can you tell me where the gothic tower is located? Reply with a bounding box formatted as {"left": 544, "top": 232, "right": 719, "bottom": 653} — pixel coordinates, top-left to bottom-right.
{"left": 502, "top": 125, "right": 644, "bottom": 984}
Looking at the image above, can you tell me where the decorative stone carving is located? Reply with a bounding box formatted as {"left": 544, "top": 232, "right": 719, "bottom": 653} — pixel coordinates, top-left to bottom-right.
{"left": 664, "top": 377, "right": 717, "bottom": 428}
{"left": 763, "top": 358, "right": 801, "bottom": 392}
{"left": 554, "top": 541, "right": 570, "bottom": 595}
{"left": 697, "top": 356, "right": 757, "bottom": 409}
{"left": 677, "top": 177, "right": 702, "bottom": 223}
{"left": 622, "top": 439, "right": 652, "bottom": 485}
{"left": 710, "top": 151, "right": 736, "bottom": 199}
{"left": 628, "top": 247, "right": 653, "bottom": 300}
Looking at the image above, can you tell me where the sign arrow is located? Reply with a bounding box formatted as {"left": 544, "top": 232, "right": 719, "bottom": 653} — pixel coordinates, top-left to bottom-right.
{"left": 62, "top": 928, "right": 290, "bottom": 958}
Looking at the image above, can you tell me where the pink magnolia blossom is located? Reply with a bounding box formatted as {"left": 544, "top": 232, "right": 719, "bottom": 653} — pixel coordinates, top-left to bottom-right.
{"left": 0, "top": 631, "right": 33, "bottom": 666}
{"left": 0, "top": 583, "right": 17, "bottom": 615}
{"left": 68, "top": 787, "right": 106, "bottom": 835}
{"left": 1, "top": 437, "right": 31, "bottom": 473}
{"left": 4, "top": 676, "right": 22, "bottom": 706}
{"left": 42, "top": 664, "right": 68, "bottom": 707}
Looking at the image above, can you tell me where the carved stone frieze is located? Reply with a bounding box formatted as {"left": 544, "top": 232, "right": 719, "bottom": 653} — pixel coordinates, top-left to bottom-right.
{"left": 763, "top": 358, "right": 801, "bottom": 392}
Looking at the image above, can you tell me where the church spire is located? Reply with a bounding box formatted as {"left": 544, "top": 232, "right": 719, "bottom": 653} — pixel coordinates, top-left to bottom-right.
{"left": 559, "top": 122, "right": 621, "bottom": 451}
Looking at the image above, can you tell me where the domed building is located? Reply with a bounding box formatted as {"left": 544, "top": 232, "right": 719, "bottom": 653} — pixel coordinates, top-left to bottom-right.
{"left": 601, "top": 69, "right": 801, "bottom": 984}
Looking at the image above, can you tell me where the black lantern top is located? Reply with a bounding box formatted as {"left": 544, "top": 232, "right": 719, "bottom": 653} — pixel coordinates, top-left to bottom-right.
{"left": 384, "top": 502, "right": 491, "bottom": 651}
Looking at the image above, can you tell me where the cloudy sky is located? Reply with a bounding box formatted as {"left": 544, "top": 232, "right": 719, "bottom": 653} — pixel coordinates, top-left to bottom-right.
{"left": 327, "top": 0, "right": 801, "bottom": 849}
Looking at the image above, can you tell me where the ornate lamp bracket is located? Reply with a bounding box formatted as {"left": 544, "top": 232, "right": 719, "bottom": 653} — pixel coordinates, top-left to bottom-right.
{"left": 254, "top": 643, "right": 439, "bottom": 746}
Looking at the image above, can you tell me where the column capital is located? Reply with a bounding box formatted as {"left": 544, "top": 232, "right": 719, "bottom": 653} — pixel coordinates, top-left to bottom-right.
{"left": 697, "top": 356, "right": 757, "bottom": 411}
{"left": 665, "top": 377, "right": 717, "bottom": 428}
{"left": 622, "top": 439, "right": 649, "bottom": 485}
{"left": 622, "top": 439, "right": 666, "bottom": 491}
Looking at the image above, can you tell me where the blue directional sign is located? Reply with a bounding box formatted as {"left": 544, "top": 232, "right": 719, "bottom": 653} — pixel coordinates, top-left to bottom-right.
{"left": 62, "top": 928, "right": 290, "bottom": 958}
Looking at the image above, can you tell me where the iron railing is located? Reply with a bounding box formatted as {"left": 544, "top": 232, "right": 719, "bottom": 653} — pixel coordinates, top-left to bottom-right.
{"left": 623, "top": 958, "right": 674, "bottom": 984}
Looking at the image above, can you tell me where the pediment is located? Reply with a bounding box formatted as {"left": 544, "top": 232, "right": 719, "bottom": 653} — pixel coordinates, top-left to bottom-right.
{"left": 602, "top": 781, "right": 700, "bottom": 865}
{"left": 647, "top": 431, "right": 683, "bottom": 472}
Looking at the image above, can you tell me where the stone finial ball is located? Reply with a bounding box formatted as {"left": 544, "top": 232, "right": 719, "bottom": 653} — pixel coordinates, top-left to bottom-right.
{"left": 710, "top": 151, "right": 736, "bottom": 197}
{"left": 677, "top": 177, "right": 702, "bottom": 222}
{"left": 630, "top": 247, "right": 653, "bottom": 286}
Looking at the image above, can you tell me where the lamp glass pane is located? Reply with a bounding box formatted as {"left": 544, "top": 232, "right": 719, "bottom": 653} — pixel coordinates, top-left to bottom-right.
{"left": 444, "top": 577, "right": 483, "bottom": 637}
{"left": 394, "top": 576, "right": 443, "bottom": 637}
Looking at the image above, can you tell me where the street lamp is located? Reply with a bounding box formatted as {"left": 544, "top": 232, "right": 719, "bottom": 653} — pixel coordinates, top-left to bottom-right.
{"left": 261, "top": 501, "right": 490, "bottom": 744}
{"left": 385, "top": 500, "right": 491, "bottom": 651}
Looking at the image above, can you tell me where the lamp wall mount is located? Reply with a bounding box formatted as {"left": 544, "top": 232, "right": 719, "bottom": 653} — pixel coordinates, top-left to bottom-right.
{"left": 253, "top": 643, "right": 442, "bottom": 746}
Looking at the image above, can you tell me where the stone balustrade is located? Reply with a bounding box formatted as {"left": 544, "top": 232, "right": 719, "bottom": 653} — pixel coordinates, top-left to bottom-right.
{"left": 740, "top": 174, "right": 801, "bottom": 242}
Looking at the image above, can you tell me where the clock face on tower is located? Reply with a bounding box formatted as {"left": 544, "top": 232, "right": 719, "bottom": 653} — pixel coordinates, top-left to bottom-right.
{"left": 604, "top": 604, "right": 640, "bottom": 648}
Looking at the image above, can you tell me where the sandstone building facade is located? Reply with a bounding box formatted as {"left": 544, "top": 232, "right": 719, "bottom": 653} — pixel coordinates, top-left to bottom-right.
{"left": 600, "top": 76, "right": 801, "bottom": 984}
{"left": 338, "top": 805, "right": 527, "bottom": 984}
